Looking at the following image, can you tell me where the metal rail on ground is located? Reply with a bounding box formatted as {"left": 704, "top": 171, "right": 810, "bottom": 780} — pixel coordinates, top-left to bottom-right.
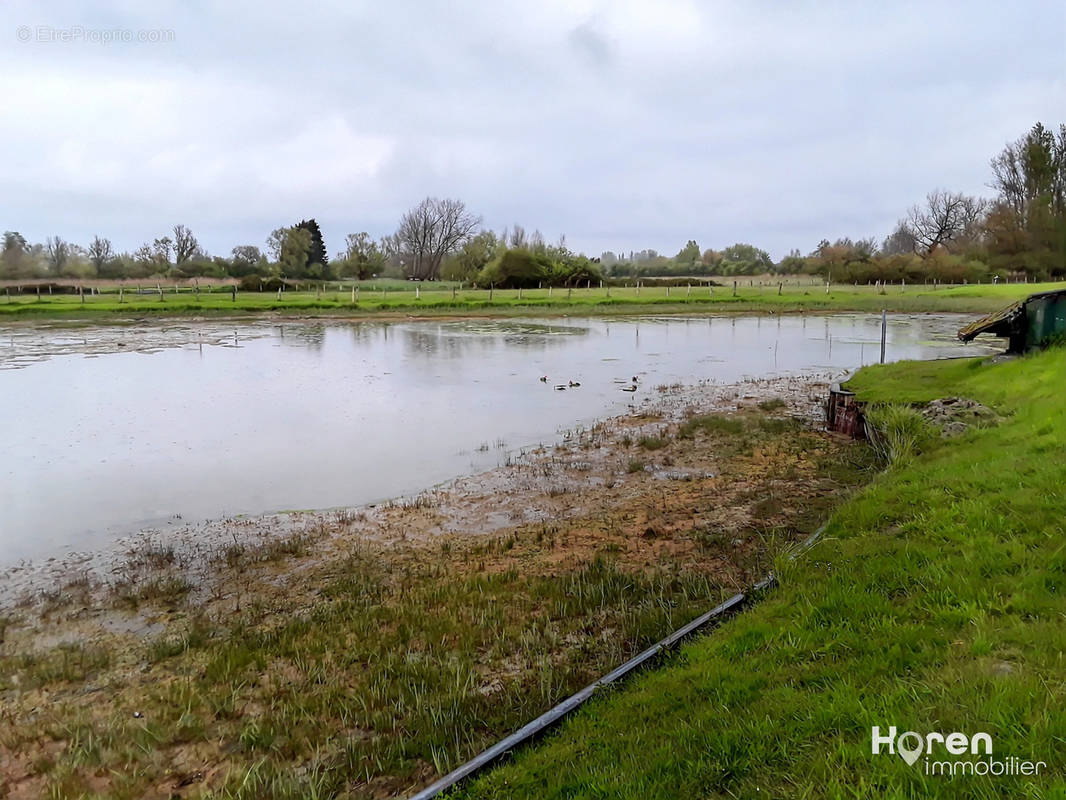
{"left": 404, "top": 524, "right": 827, "bottom": 799}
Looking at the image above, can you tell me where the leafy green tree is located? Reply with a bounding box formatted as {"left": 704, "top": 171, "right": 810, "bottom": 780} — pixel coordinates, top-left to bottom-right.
{"left": 231, "top": 245, "right": 268, "bottom": 276}
{"left": 442, "top": 230, "right": 498, "bottom": 281}
{"left": 336, "top": 232, "right": 386, "bottom": 279}
{"left": 478, "top": 248, "right": 550, "bottom": 288}
{"left": 776, "top": 248, "right": 808, "bottom": 274}
{"left": 294, "top": 219, "right": 328, "bottom": 275}
{"left": 549, "top": 253, "right": 602, "bottom": 286}
{"left": 988, "top": 121, "right": 1066, "bottom": 276}
{"left": 701, "top": 249, "right": 722, "bottom": 272}
{"left": 0, "top": 231, "right": 32, "bottom": 278}
{"left": 674, "top": 239, "right": 700, "bottom": 269}
{"left": 279, "top": 227, "right": 312, "bottom": 278}
{"left": 718, "top": 243, "right": 773, "bottom": 275}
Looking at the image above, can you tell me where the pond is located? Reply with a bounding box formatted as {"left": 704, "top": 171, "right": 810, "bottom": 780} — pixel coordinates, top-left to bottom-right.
{"left": 0, "top": 313, "right": 998, "bottom": 563}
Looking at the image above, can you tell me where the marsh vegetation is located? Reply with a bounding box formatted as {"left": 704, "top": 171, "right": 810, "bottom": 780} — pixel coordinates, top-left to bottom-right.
{"left": 0, "top": 381, "right": 876, "bottom": 799}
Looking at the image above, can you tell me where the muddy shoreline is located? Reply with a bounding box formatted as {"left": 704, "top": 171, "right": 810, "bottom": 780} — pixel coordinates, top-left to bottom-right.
{"left": 0, "top": 369, "right": 879, "bottom": 800}
{"left": 1, "top": 370, "right": 841, "bottom": 627}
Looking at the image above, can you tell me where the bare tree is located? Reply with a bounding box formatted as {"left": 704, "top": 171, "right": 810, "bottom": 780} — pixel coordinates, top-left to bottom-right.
{"left": 905, "top": 190, "right": 987, "bottom": 254}
{"left": 172, "top": 225, "right": 199, "bottom": 265}
{"left": 880, "top": 222, "right": 917, "bottom": 256}
{"left": 153, "top": 236, "right": 173, "bottom": 265}
{"left": 508, "top": 224, "right": 527, "bottom": 249}
{"left": 990, "top": 144, "right": 1026, "bottom": 219}
{"left": 45, "top": 236, "right": 69, "bottom": 275}
{"left": 87, "top": 236, "right": 113, "bottom": 272}
{"left": 266, "top": 227, "right": 288, "bottom": 260}
{"left": 378, "top": 233, "right": 402, "bottom": 273}
{"left": 396, "top": 197, "right": 481, "bottom": 280}
{"left": 134, "top": 243, "right": 155, "bottom": 268}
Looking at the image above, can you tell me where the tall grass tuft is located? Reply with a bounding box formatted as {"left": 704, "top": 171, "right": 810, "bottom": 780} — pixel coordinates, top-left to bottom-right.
{"left": 863, "top": 403, "right": 937, "bottom": 465}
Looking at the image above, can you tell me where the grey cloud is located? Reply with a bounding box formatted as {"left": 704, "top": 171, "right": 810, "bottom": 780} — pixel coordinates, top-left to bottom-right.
{"left": 0, "top": 0, "right": 1063, "bottom": 260}
{"left": 569, "top": 20, "right": 613, "bottom": 68}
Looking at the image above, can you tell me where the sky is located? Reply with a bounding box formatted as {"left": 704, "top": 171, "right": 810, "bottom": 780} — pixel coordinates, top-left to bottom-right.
{"left": 1, "top": 0, "right": 1064, "bottom": 261}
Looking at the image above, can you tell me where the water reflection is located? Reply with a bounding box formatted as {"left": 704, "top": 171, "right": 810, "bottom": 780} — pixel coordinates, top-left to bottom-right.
{"left": 0, "top": 313, "right": 999, "bottom": 563}
{"left": 396, "top": 321, "right": 585, "bottom": 361}
{"left": 275, "top": 323, "right": 327, "bottom": 351}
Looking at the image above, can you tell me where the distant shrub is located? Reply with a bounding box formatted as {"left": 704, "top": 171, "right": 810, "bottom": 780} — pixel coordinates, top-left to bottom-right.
{"left": 239, "top": 275, "right": 287, "bottom": 291}
{"left": 478, "top": 249, "right": 553, "bottom": 289}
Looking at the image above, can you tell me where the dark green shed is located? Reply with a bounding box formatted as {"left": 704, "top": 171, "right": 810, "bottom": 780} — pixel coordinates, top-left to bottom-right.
{"left": 958, "top": 289, "right": 1066, "bottom": 352}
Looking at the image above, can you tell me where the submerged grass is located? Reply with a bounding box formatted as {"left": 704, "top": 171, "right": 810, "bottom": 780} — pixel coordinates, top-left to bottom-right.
{"left": 1, "top": 554, "right": 740, "bottom": 799}
{"left": 457, "top": 348, "right": 1066, "bottom": 799}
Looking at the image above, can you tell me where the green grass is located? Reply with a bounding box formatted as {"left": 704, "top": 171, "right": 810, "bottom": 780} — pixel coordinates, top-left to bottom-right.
{"left": 0, "top": 280, "right": 1060, "bottom": 320}
{"left": 678, "top": 413, "right": 746, "bottom": 438}
{"left": 637, "top": 434, "right": 670, "bottom": 451}
{"left": 757, "top": 396, "right": 788, "bottom": 412}
{"left": 0, "top": 554, "right": 739, "bottom": 799}
{"left": 863, "top": 404, "right": 939, "bottom": 465}
{"left": 11, "top": 643, "right": 112, "bottom": 689}
{"left": 456, "top": 347, "right": 1066, "bottom": 799}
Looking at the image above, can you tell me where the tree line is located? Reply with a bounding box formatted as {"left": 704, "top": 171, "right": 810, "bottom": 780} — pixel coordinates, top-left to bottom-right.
{"left": 604, "top": 121, "right": 1065, "bottom": 283}
{"left": 3, "top": 121, "right": 1062, "bottom": 285}
{"left": 0, "top": 198, "right": 602, "bottom": 288}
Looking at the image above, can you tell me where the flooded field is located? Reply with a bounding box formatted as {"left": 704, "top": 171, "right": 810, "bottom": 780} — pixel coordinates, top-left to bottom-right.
{"left": 0, "top": 313, "right": 998, "bottom": 563}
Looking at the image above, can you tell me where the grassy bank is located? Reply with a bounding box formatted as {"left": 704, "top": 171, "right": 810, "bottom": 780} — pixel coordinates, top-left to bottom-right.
{"left": 0, "top": 397, "right": 873, "bottom": 799}
{"left": 0, "top": 280, "right": 1059, "bottom": 321}
{"left": 456, "top": 348, "right": 1066, "bottom": 798}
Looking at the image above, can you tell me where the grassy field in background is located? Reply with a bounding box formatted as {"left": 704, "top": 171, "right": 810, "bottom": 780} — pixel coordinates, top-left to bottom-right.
{"left": 0, "top": 279, "right": 1060, "bottom": 320}
{"left": 456, "top": 348, "right": 1066, "bottom": 799}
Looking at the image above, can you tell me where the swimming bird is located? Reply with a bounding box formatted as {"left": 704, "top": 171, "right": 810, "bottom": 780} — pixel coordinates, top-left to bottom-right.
{"left": 569, "top": 380, "right": 581, "bottom": 387}
{"left": 540, "top": 376, "right": 548, "bottom": 382}
{"left": 622, "top": 385, "right": 637, "bottom": 393}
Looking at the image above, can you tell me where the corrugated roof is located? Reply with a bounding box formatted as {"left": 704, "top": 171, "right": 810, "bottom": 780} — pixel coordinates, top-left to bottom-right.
{"left": 957, "top": 288, "right": 1066, "bottom": 341}
{"left": 958, "top": 301, "right": 1023, "bottom": 341}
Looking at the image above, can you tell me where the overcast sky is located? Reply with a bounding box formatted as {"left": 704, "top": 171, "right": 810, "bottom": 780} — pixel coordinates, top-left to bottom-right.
{"left": 2, "top": 0, "right": 1063, "bottom": 261}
